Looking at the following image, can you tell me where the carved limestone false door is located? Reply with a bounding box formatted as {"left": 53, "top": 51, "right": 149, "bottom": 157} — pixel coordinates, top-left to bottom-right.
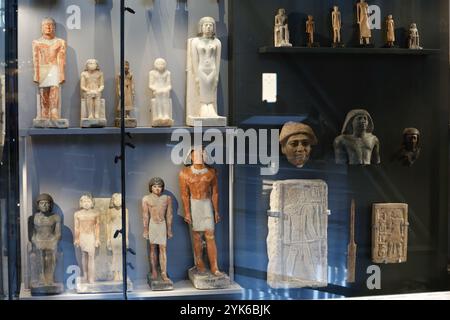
{"left": 267, "top": 180, "right": 328, "bottom": 288}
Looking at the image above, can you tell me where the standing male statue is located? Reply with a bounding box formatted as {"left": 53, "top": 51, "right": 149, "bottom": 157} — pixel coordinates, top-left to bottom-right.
{"left": 32, "top": 17, "right": 68, "bottom": 128}
{"left": 179, "top": 147, "right": 230, "bottom": 289}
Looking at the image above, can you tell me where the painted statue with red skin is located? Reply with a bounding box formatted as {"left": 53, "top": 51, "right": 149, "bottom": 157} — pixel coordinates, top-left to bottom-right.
{"left": 32, "top": 17, "right": 67, "bottom": 127}
{"left": 179, "top": 148, "right": 222, "bottom": 275}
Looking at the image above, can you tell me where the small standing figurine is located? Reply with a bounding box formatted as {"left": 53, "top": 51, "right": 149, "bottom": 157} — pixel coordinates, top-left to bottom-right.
{"left": 107, "top": 193, "right": 129, "bottom": 282}
{"left": 306, "top": 15, "right": 319, "bottom": 47}
{"left": 142, "top": 177, "right": 174, "bottom": 290}
{"left": 331, "top": 6, "right": 343, "bottom": 47}
{"left": 179, "top": 147, "right": 230, "bottom": 289}
{"left": 396, "top": 128, "right": 421, "bottom": 167}
{"left": 149, "top": 58, "right": 174, "bottom": 127}
{"left": 74, "top": 194, "right": 100, "bottom": 285}
{"left": 80, "top": 59, "right": 106, "bottom": 128}
{"left": 279, "top": 122, "right": 318, "bottom": 168}
{"left": 385, "top": 15, "right": 396, "bottom": 47}
{"left": 115, "top": 61, "right": 137, "bottom": 128}
{"left": 186, "top": 17, "right": 227, "bottom": 126}
{"left": 356, "top": 0, "right": 372, "bottom": 46}
{"left": 334, "top": 109, "right": 381, "bottom": 165}
{"left": 32, "top": 17, "right": 68, "bottom": 128}
{"left": 409, "top": 23, "right": 422, "bottom": 49}
{"left": 28, "top": 194, "right": 63, "bottom": 295}
{"left": 274, "top": 8, "right": 292, "bottom": 47}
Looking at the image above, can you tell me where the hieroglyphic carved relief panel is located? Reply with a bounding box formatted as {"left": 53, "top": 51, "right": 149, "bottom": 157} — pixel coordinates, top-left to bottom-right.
{"left": 372, "top": 203, "right": 409, "bottom": 264}
{"left": 267, "top": 180, "right": 328, "bottom": 288}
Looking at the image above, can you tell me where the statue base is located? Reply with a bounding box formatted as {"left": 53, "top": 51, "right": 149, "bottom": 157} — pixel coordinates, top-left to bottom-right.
{"left": 275, "top": 42, "right": 292, "bottom": 48}
{"left": 81, "top": 118, "right": 107, "bottom": 128}
{"left": 267, "top": 277, "right": 328, "bottom": 289}
{"left": 187, "top": 116, "right": 227, "bottom": 127}
{"left": 359, "top": 43, "right": 375, "bottom": 48}
{"left": 188, "top": 267, "right": 231, "bottom": 290}
{"left": 115, "top": 118, "right": 137, "bottom": 128}
{"left": 307, "top": 42, "right": 320, "bottom": 48}
{"left": 332, "top": 42, "right": 345, "bottom": 48}
{"left": 76, "top": 278, "right": 133, "bottom": 294}
{"left": 33, "top": 118, "right": 69, "bottom": 129}
{"left": 147, "top": 273, "right": 174, "bottom": 291}
{"left": 30, "top": 282, "right": 64, "bottom": 296}
{"left": 152, "top": 118, "right": 174, "bottom": 127}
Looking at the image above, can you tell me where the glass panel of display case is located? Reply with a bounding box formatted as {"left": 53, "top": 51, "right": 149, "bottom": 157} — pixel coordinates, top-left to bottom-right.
{"left": 0, "top": 0, "right": 5, "bottom": 299}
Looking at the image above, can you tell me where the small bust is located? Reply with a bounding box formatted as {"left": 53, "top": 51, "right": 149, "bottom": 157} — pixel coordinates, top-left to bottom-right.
{"left": 334, "top": 109, "right": 380, "bottom": 165}
{"left": 397, "top": 128, "right": 420, "bottom": 166}
{"left": 280, "top": 122, "right": 318, "bottom": 168}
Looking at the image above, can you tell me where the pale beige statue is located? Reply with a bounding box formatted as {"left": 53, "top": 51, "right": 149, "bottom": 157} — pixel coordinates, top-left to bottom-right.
{"left": 142, "top": 177, "right": 174, "bottom": 290}
{"left": 80, "top": 59, "right": 106, "bottom": 128}
{"left": 409, "top": 23, "right": 422, "bottom": 49}
{"left": 107, "top": 193, "right": 129, "bottom": 282}
{"left": 274, "top": 8, "right": 292, "bottom": 47}
{"left": 115, "top": 61, "right": 137, "bottom": 128}
{"left": 386, "top": 15, "right": 395, "bottom": 47}
{"left": 74, "top": 194, "right": 100, "bottom": 284}
{"left": 186, "top": 17, "right": 227, "bottom": 127}
{"left": 331, "top": 6, "right": 343, "bottom": 47}
{"left": 32, "top": 17, "right": 68, "bottom": 128}
{"left": 372, "top": 203, "right": 409, "bottom": 264}
{"left": 356, "top": 0, "right": 372, "bottom": 45}
{"left": 149, "top": 58, "right": 174, "bottom": 127}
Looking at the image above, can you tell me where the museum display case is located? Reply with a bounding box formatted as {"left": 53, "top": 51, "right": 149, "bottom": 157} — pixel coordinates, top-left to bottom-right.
{"left": 0, "top": 0, "right": 449, "bottom": 300}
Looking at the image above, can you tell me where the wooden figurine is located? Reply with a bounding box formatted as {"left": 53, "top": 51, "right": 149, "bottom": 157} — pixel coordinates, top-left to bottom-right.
{"left": 306, "top": 15, "right": 319, "bottom": 47}
{"left": 356, "top": 0, "right": 372, "bottom": 46}
{"left": 385, "top": 15, "right": 396, "bottom": 47}
{"left": 332, "top": 6, "right": 344, "bottom": 48}
{"left": 115, "top": 61, "right": 137, "bottom": 128}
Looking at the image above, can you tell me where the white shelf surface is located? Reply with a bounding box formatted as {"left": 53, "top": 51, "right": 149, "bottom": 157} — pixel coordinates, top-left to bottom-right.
{"left": 19, "top": 280, "right": 243, "bottom": 300}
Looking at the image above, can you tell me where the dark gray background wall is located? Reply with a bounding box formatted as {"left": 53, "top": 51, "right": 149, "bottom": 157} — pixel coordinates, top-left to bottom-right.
{"left": 231, "top": 0, "right": 449, "bottom": 298}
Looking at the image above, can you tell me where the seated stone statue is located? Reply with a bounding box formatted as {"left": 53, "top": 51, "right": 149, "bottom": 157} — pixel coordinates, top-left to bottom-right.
{"left": 149, "top": 58, "right": 174, "bottom": 127}
{"left": 334, "top": 109, "right": 380, "bottom": 165}
{"left": 28, "top": 193, "right": 63, "bottom": 295}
